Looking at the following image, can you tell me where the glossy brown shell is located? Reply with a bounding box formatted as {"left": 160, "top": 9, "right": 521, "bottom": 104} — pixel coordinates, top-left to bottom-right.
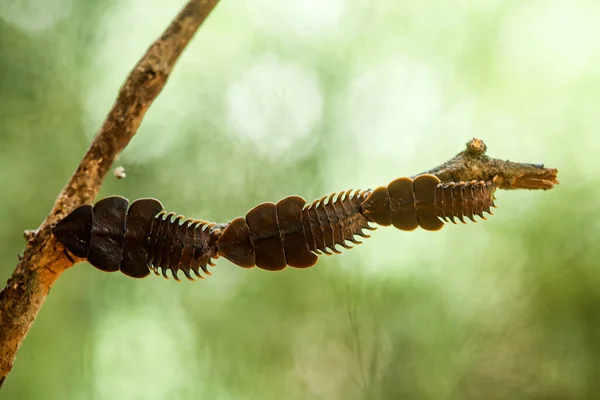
{"left": 52, "top": 196, "right": 221, "bottom": 280}
{"left": 147, "top": 212, "right": 220, "bottom": 281}
{"left": 361, "top": 174, "right": 495, "bottom": 230}
{"left": 215, "top": 190, "right": 374, "bottom": 271}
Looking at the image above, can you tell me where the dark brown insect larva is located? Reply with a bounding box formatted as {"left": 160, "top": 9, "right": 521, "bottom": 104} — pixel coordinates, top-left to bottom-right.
{"left": 52, "top": 174, "right": 496, "bottom": 281}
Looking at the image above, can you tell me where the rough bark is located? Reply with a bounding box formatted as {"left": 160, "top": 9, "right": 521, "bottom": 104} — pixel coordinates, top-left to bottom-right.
{"left": 0, "top": 0, "right": 220, "bottom": 387}
{"left": 415, "top": 138, "right": 559, "bottom": 190}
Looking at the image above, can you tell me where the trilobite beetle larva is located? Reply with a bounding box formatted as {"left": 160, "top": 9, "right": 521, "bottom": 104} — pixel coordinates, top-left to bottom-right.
{"left": 53, "top": 174, "right": 496, "bottom": 281}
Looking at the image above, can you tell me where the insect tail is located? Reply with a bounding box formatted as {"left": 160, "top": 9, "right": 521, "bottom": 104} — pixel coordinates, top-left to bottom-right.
{"left": 147, "top": 212, "right": 223, "bottom": 281}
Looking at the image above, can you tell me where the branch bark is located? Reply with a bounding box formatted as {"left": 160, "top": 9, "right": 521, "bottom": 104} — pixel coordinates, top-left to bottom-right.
{"left": 415, "top": 138, "right": 559, "bottom": 190}
{"left": 0, "top": 0, "right": 220, "bottom": 387}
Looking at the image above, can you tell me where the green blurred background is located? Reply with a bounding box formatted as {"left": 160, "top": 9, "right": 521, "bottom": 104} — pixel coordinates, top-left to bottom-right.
{"left": 1, "top": 0, "right": 599, "bottom": 398}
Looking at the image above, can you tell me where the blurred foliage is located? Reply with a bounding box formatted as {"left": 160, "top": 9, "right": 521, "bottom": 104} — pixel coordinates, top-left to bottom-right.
{"left": 1, "top": 0, "right": 600, "bottom": 399}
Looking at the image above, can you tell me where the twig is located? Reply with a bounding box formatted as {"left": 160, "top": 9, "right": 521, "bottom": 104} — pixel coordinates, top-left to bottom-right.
{"left": 415, "top": 138, "right": 559, "bottom": 190}
{"left": 0, "top": 0, "right": 220, "bottom": 387}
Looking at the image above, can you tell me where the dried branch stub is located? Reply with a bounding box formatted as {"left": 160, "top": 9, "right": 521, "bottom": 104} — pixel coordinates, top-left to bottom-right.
{"left": 493, "top": 167, "right": 559, "bottom": 190}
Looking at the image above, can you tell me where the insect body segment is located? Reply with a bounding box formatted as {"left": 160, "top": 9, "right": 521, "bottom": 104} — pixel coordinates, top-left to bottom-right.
{"left": 360, "top": 174, "right": 496, "bottom": 230}
{"left": 53, "top": 196, "right": 220, "bottom": 280}
{"left": 215, "top": 190, "right": 374, "bottom": 271}
{"left": 435, "top": 180, "right": 496, "bottom": 224}
{"left": 120, "top": 198, "right": 164, "bottom": 277}
{"left": 146, "top": 211, "right": 220, "bottom": 281}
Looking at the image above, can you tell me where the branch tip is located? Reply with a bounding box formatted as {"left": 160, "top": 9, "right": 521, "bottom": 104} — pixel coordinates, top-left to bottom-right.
{"left": 416, "top": 139, "right": 558, "bottom": 191}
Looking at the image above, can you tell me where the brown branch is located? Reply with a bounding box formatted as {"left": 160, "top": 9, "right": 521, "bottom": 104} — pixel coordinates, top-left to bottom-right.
{"left": 414, "top": 138, "right": 559, "bottom": 190}
{"left": 0, "top": 0, "right": 220, "bottom": 387}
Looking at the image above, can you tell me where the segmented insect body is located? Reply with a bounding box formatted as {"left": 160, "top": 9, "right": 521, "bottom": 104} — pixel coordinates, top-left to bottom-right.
{"left": 215, "top": 190, "right": 374, "bottom": 271}
{"left": 53, "top": 196, "right": 222, "bottom": 280}
{"left": 52, "top": 174, "right": 496, "bottom": 280}
{"left": 361, "top": 174, "right": 496, "bottom": 231}
{"left": 145, "top": 210, "right": 222, "bottom": 280}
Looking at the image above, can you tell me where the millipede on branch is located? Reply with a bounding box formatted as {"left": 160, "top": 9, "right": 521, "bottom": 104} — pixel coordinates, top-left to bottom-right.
{"left": 52, "top": 174, "right": 496, "bottom": 281}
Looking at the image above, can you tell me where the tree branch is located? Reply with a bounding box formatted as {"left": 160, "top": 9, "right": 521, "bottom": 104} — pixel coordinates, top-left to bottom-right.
{"left": 0, "top": 0, "right": 220, "bottom": 387}
{"left": 415, "top": 138, "right": 559, "bottom": 190}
